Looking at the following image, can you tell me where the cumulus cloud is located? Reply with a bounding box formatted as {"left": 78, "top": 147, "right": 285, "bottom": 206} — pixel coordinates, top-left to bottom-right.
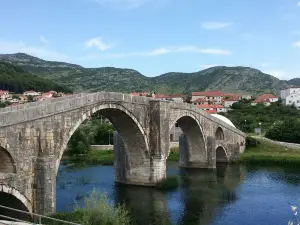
{"left": 106, "top": 46, "right": 232, "bottom": 58}
{"left": 85, "top": 37, "right": 114, "bottom": 51}
{"left": 0, "top": 40, "right": 69, "bottom": 61}
{"left": 201, "top": 22, "right": 232, "bottom": 30}
{"left": 40, "top": 35, "right": 49, "bottom": 44}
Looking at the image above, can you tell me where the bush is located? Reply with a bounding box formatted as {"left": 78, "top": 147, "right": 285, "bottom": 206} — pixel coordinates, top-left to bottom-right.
{"left": 156, "top": 175, "right": 181, "bottom": 191}
{"left": 245, "top": 136, "right": 260, "bottom": 149}
{"left": 265, "top": 119, "right": 300, "bottom": 143}
{"left": 47, "top": 190, "right": 132, "bottom": 225}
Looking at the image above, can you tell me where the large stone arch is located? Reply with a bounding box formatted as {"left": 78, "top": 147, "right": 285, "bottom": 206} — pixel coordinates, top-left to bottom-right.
{"left": 169, "top": 113, "right": 207, "bottom": 168}
{"left": 0, "top": 146, "right": 16, "bottom": 173}
{"left": 215, "top": 127, "right": 225, "bottom": 140}
{"left": 56, "top": 103, "right": 150, "bottom": 173}
{"left": 216, "top": 145, "right": 228, "bottom": 163}
{"left": 0, "top": 185, "right": 32, "bottom": 214}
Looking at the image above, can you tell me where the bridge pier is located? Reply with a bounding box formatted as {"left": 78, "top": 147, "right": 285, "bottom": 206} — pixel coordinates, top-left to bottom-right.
{"left": 34, "top": 155, "right": 56, "bottom": 215}
{"left": 114, "top": 131, "right": 166, "bottom": 186}
{"left": 179, "top": 135, "right": 216, "bottom": 169}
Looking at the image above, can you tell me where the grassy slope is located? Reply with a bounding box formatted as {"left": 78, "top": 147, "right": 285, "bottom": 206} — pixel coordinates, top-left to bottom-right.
{"left": 240, "top": 140, "right": 300, "bottom": 165}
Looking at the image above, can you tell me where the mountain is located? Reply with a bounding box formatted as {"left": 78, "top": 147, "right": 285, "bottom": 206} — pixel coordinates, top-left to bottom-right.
{"left": 0, "top": 61, "right": 72, "bottom": 94}
{"left": 0, "top": 53, "right": 297, "bottom": 95}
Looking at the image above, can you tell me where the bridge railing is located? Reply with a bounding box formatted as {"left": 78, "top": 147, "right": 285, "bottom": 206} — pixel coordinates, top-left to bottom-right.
{"left": 0, "top": 204, "right": 81, "bottom": 225}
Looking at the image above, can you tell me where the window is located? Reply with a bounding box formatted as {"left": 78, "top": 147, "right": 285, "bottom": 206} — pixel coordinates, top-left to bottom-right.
{"left": 297, "top": 100, "right": 300, "bottom": 103}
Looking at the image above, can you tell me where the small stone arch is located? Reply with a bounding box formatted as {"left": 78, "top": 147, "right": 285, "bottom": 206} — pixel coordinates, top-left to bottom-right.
{"left": 215, "top": 127, "right": 225, "bottom": 140}
{"left": 56, "top": 103, "right": 150, "bottom": 173}
{"left": 216, "top": 146, "right": 228, "bottom": 163}
{"left": 0, "top": 146, "right": 16, "bottom": 173}
{"left": 0, "top": 185, "right": 32, "bottom": 214}
{"left": 169, "top": 112, "right": 207, "bottom": 165}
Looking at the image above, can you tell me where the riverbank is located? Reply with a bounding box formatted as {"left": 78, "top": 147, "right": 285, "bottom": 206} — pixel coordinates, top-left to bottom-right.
{"left": 63, "top": 139, "right": 300, "bottom": 169}
{"left": 63, "top": 147, "right": 180, "bottom": 168}
{"left": 240, "top": 138, "right": 300, "bottom": 166}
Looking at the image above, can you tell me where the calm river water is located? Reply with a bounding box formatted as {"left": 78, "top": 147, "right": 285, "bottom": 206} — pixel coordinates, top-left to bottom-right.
{"left": 56, "top": 163, "right": 300, "bottom": 225}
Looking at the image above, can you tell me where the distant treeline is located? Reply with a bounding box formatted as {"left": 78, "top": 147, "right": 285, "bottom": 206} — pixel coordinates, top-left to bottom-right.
{"left": 0, "top": 61, "right": 73, "bottom": 94}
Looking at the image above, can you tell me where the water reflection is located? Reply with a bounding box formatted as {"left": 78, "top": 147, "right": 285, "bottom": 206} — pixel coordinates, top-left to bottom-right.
{"left": 114, "top": 185, "right": 171, "bottom": 225}
{"left": 56, "top": 163, "right": 300, "bottom": 225}
{"left": 177, "top": 164, "right": 244, "bottom": 225}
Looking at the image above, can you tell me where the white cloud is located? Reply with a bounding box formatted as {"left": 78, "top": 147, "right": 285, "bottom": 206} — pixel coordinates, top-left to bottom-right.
{"left": 293, "top": 41, "right": 300, "bottom": 47}
{"left": 90, "top": 0, "right": 150, "bottom": 9}
{"left": 106, "top": 46, "right": 232, "bottom": 58}
{"left": 85, "top": 37, "right": 114, "bottom": 51}
{"left": 40, "top": 35, "right": 49, "bottom": 44}
{"left": 0, "top": 40, "right": 69, "bottom": 61}
{"left": 201, "top": 22, "right": 232, "bottom": 30}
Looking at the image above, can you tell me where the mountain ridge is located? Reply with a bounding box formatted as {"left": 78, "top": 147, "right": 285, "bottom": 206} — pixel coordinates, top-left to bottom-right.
{"left": 0, "top": 53, "right": 297, "bottom": 95}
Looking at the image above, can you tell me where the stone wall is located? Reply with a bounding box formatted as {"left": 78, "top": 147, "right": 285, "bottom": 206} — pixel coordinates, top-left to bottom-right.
{"left": 253, "top": 136, "right": 300, "bottom": 150}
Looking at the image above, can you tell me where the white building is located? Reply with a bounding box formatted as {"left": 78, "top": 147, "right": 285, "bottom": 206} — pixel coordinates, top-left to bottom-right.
{"left": 24, "top": 91, "right": 41, "bottom": 96}
{"left": 280, "top": 87, "right": 300, "bottom": 107}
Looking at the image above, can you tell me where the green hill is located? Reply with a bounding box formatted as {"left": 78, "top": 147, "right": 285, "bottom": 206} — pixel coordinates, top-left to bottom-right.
{"left": 0, "top": 53, "right": 296, "bottom": 95}
{"left": 0, "top": 61, "right": 72, "bottom": 94}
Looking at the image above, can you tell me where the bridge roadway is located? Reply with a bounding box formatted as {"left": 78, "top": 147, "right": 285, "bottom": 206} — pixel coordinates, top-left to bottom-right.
{"left": 0, "top": 92, "right": 246, "bottom": 217}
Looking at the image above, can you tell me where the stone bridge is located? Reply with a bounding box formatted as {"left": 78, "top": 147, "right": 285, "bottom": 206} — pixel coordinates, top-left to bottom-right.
{"left": 0, "top": 92, "right": 245, "bottom": 217}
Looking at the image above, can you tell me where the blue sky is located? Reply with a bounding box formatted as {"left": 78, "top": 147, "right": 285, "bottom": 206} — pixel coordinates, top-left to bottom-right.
{"left": 0, "top": 0, "right": 300, "bottom": 79}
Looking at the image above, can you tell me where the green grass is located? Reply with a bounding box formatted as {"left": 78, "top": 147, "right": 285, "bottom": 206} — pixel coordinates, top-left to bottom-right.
{"left": 167, "top": 147, "right": 179, "bottom": 161}
{"left": 63, "top": 150, "right": 114, "bottom": 168}
{"left": 240, "top": 139, "right": 300, "bottom": 166}
{"left": 44, "top": 190, "right": 132, "bottom": 225}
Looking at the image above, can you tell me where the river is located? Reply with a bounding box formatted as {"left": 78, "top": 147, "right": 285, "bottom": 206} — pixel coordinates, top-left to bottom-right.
{"left": 56, "top": 163, "right": 300, "bottom": 225}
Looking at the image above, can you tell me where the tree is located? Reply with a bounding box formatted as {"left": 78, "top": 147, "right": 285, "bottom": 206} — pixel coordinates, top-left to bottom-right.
{"left": 265, "top": 119, "right": 300, "bottom": 143}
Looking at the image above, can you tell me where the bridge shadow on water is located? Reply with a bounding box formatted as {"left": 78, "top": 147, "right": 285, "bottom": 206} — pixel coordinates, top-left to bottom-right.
{"left": 111, "top": 163, "right": 245, "bottom": 225}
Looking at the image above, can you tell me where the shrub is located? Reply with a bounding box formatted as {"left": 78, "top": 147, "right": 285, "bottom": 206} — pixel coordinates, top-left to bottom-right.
{"left": 245, "top": 136, "right": 260, "bottom": 149}
{"left": 156, "top": 175, "right": 181, "bottom": 191}
{"left": 265, "top": 119, "right": 300, "bottom": 143}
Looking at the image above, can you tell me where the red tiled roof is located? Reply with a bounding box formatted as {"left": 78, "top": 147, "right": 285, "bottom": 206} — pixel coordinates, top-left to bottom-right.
{"left": 130, "top": 92, "right": 148, "bottom": 96}
{"left": 212, "top": 104, "right": 224, "bottom": 109}
{"left": 224, "top": 95, "right": 240, "bottom": 101}
{"left": 154, "top": 94, "right": 171, "bottom": 98}
{"left": 192, "top": 91, "right": 224, "bottom": 97}
{"left": 192, "top": 98, "right": 207, "bottom": 103}
{"left": 169, "top": 94, "right": 184, "bottom": 98}
{"left": 197, "top": 104, "right": 214, "bottom": 108}
{"left": 0, "top": 90, "right": 8, "bottom": 93}
{"left": 205, "top": 109, "right": 217, "bottom": 114}
{"left": 252, "top": 94, "right": 277, "bottom": 103}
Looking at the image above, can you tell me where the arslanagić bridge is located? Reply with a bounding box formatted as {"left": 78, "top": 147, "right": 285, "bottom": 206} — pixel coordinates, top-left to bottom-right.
{"left": 0, "top": 92, "right": 245, "bottom": 216}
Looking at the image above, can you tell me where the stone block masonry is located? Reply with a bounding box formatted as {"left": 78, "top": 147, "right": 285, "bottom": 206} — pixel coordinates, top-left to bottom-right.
{"left": 0, "top": 92, "right": 246, "bottom": 216}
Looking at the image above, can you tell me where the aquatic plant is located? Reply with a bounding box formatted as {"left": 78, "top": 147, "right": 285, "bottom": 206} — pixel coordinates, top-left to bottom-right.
{"left": 47, "top": 189, "right": 132, "bottom": 225}
{"left": 156, "top": 175, "right": 181, "bottom": 191}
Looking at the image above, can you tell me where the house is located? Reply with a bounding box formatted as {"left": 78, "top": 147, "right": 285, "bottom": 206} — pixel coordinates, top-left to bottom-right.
{"left": 224, "top": 95, "right": 240, "bottom": 108}
{"left": 280, "top": 87, "right": 300, "bottom": 108}
{"left": 24, "top": 91, "right": 41, "bottom": 97}
{"left": 153, "top": 93, "right": 184, "bottom": 102}
{"left": 241, "top": 95, "right": 252, "bottom": 100}
{"left": 197, "top": 103, "right": 227, "bottom": 113}
{"left": 191, "top": 91, "right": 224, "bottom": 104}
{"left": 0, "top": 90, "right": 11, "bottom": 102}
{"left": 19, "top": 95, "right": 28, "bottom": 104}
{"left": 130, "top": 92, "right": 149, "bottom": 97}
{"left": 10, "top": 98, "right": 19, "bottom": 103}
{"left": 251, "top": 94, "right": 278, "bottom": 106}
{"left": 284, "top": 93, "right": 300, "bottom": 109}
{"left": 56, "top": 92, "right": 65, "bottom": 97}
{"left": 34, "top": 96, "right": 46, "bottom": 101}
{"left": 41, "top": 92, "right": 53, "bottom": 99}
